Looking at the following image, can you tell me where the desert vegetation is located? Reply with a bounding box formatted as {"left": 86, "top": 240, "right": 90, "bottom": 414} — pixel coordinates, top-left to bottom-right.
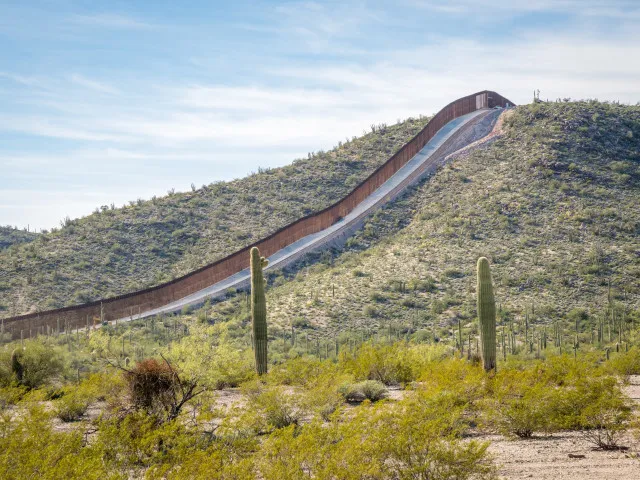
{"left": 0, "top": 226, "right": 38, "bottom": 251}
{"left": 0, "top": 100, "right": 639, "bottom": 478}
{"left": 0, "top": 317, "right": 638, "bottom": 479}
{"left": 0, "top": 117, "right": 430, "bottom": 316}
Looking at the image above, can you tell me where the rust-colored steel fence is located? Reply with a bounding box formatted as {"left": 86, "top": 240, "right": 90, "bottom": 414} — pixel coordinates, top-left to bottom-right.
{"left": 2, "top": 91, "right": 514, "bottom": 338}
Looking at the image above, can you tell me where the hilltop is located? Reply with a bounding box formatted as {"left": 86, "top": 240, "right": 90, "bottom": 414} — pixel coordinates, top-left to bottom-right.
{"left": 203, "top": 101, "right": 640, "bottom": 338}
{"left": 0, "top": 116, "right": 429, "bottom": 316}
{"left": 2, "top": 100, "right": 639, "bottom": 329}
{"left": 1, "top": 100, "right": 639, "bottom": 480}
{"left": 0, "top": 226, "right": 38, "bottom": 251}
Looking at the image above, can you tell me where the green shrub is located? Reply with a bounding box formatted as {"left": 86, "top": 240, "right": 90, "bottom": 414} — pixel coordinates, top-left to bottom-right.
{"left": 245, "top": 383, "right": 304, "bottom": 431}
{"left": 268, "top": 356, "right": 341, "bottom": 388}
{"left": 339, "top": 342, "right": 421, "bottom": 385}
{"left": 55, "top": 393, "right": 90, "bottom": 422}
{"left": 258, "top": 396, "right": 496, "bottom": 479}
{"left": 0, "top": 385, "right": 29, "bottom": 407}
{"left": 0, "top": 342, "right": 64, "bottom": 389}
{"left": 363, "top": 305, "right": 378, "bottom": 317}
{"left": 570, "top": 376, "right": 633, "bottom": 449}
{"left": 486, "top": 371, "right": 561, "bottom": 437}
{"left": 339, "top": 380, "right": 387, "bottom": 402}
{"left": 0, "top": 406, "right": 108, "bottom": 479}
{"left": 609, "top": 346, "right": 640, "bottom": 378}
{"left": 301, "top": 381, "right": 345, "bottom": 421}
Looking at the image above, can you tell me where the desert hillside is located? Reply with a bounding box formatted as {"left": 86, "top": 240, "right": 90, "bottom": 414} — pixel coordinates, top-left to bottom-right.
{"left": 0, "top": 116, "right": 429, "bottom": 316}
{"left": 1, "top": 101, "right": 639, "bottom": 480}
{"left": 0, "top": 226, "right": 38, "bottom": 251}
{"left": 204, "top": 101, "right": 640, "bottom": 339}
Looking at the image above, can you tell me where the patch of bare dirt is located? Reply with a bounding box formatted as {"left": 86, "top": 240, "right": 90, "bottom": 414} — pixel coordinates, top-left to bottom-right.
{"left": 487, "top": 431, "right": 639, "bottom": 480}
{"left": 624, "top": 375, "right": 640, "bottom": 402}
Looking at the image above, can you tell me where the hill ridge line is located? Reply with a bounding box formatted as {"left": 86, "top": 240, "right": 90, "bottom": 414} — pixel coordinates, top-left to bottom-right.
{"left": 2, "top": 90, "right": 514, "bottom": 337}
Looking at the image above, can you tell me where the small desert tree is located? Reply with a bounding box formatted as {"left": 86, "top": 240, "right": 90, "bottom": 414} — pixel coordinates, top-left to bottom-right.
{"left": 122, "top": 357, "right": 203, "bottom": 421}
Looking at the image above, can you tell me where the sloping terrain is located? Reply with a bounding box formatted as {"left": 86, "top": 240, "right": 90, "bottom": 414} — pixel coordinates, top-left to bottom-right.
{"left": 0, "top": 116, "right": 429, "bottom": 316}
{"left": 203, "top": 101, "right": 640, "bottom": 337}
{"left": 118, "top": 108, "right": 500, "bottom": 320}
{"left": 0, "top": 226, "right": 38, "bottom": 251}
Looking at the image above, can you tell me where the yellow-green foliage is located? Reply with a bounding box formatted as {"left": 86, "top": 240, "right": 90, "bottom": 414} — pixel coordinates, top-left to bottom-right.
{"left": 241, "top": 381, "right": 306, "bottom": 432}
{"left": 267, "top": 356, "right": 339, "bottom": 387}
{"left": 0, "top": 406, "right": 114, "bottom": 480}
{"left": 339, "top": 379, "right": 387, "bottom": 402}
{"left": 418, "top": 357, "right": 488, "bottom": 412}
{"left": 0, "top": 339, "right": 635, "bottom": 478}
{"left": 146, "top": 439, "right": 256, "bottom": 480}
{"left": 485, "top": 367, "right": 562, "bottom": 437}
{"left": 267, "top": 357, "right": 348, "bottom": 420}
{"left": 0, "top": 385, "right": 29, "bottom": 407}
{"left": 484, "top": 355, "right": 634, "bottom": 439}
{"left": 339, "top": 342, "right": 448, "bottom": 385}
{"left": 167, "top": 323, "right": 255, "bottom": 389}
{"left": 0, "top": 340, "right": 64, "bottom": 389}
{"left": 53, "top": 372, "right": 111, "bottom": 422}
{"left": 55, "top": 391, "right": 91, "bottom": 422}
{"left": 608, "top": 346, "right": 640, "bottom": 378}
{"left": 257, "top": 398, "right": 496, "bottom": 480}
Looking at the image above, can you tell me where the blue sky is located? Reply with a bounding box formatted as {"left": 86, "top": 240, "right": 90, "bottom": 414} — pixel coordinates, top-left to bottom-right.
{"left": 1, "top": 0, "right": 640, "bottom": 230}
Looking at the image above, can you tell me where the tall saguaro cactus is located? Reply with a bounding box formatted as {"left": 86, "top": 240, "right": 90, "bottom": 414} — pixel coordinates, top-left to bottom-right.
{"left": 250, "top": 247, "right": 269, "bottom": 375}
{"left": 11, "top": 348, "right": 24, "bottom": 384}
{"left": 476, "top": 257, "right": 497, "bottom": 372}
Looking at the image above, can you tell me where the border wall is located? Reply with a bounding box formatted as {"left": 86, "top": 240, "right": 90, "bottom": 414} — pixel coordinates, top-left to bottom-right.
{"left": 2, "top": 90, "right": 514, "bottom": 338}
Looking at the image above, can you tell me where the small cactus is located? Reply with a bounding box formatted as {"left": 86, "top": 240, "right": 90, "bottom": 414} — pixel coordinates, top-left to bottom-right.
{"left": 476, "top": 257, "right": 497, "bottom": 372}
{"left": 11, "top": 349, "right": 24, "bottom": 384}
{"left": 250, "top": 247, "right": 269, "bottom": 375}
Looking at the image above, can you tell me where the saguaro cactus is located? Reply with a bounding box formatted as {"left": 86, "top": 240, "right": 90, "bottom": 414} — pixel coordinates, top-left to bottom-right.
{"left": 11, "top": 348, "right": 24, "bottom": 384}
{"left": 476, "top": 257, "right": 497, "bottom": 372}
{"left": 250, "top": 247, "right": 269, "bottom": 375}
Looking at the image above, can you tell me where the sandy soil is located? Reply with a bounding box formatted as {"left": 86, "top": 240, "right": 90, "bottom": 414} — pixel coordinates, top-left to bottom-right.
{"left": 488, "top": 431, "right": 639, "bottom": 479}
{"left": 44, "top": 376, "right": 640, "bottom": 478}
{"left": 488, "top": 376, "right": 640, "bottom": 479}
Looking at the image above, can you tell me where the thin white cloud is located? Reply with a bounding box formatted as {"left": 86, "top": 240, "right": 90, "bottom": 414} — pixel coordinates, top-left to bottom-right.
{"left": 3, "top": 28, "right": 640, "bottom": 150}
{"left": 2, "top": 1, "right": 640, "bottom": 230}
{"left": 69, "top": 74, "right": 119, "bottom": 95}
{"left": 69, "top": 13, "right": 154, "bottom": 29}
{"left": 268, "top": 1, "right": 383, "bottom": 51}
{"left": 0, "top": 115, "right": 130, "bottom": 142}
{"left": 409, "top": 0, "right": 640, "bottom": 19}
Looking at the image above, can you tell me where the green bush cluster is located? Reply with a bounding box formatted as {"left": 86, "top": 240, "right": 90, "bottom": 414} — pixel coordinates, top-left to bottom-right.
{"left": 339, "top": 379, "right": 387, "bottom": 402}
{"left": 484, "top": 356, "right": 634, "bottom": 444}
{"left": 0, "top": 341, "right": 63, "bottom": 390}
{"left": 0, "top": 337, "right": 637, "bottom": 479}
